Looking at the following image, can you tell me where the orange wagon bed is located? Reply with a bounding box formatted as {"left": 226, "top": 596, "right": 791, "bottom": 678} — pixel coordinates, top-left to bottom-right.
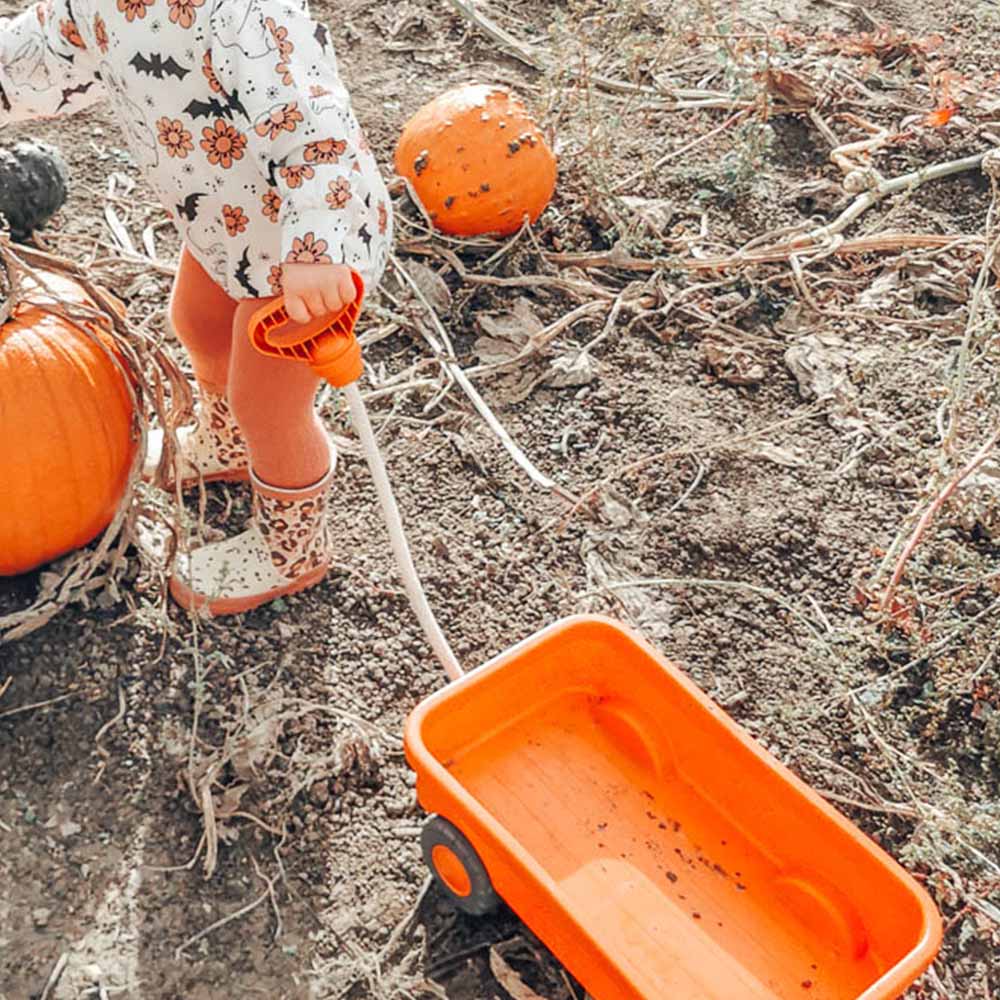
{"left": 405, "top": 616, "right": 941, "bottom": 1000}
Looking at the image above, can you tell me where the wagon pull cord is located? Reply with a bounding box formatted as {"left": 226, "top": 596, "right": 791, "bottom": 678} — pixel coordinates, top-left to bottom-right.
{"left": 248, "top": 282, "right": 464, "bottom": 681}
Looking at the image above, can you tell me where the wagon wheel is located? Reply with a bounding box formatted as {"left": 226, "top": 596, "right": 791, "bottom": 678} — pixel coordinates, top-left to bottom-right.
{"left": 421, "top": 815, "right": 500, "bottom": 916}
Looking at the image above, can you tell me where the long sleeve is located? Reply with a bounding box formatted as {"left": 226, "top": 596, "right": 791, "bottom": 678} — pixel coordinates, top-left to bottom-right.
{"left": 0, "top": 0, "right": 104, "bottom": 126}
{"left": 207, "top": 0, "right": 387, "bottom": 275}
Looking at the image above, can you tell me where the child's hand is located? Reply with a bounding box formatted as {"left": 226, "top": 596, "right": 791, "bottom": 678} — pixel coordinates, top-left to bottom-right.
{"left": 281, "top": 262, "right": 357, "bottom": 324}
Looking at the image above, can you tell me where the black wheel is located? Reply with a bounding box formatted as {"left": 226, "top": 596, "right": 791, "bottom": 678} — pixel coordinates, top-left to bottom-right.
{"left": 421, "top": 814, "right": 501, "bottom": 916}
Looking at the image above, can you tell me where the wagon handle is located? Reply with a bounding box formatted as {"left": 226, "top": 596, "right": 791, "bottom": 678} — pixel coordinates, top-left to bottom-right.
{"left": 248, "top": 284, "right": 464, "bottom": 681}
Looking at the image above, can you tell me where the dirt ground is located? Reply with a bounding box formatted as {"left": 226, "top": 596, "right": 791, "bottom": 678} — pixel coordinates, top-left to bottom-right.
{"left": 2, "top": 0, "right": 1000, "bottom": 998}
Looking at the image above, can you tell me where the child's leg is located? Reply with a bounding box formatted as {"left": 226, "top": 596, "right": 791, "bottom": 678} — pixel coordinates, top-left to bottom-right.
{"left": 145, "top": 248, "right": 249, "bottom": 485}
{"left": 170, "top": 298, "right": 336, "bottom": 614}
{"left": 228, "top": 298, "right": 331, "bottom": 488}
{"left": 170, "top": 247, "right": 239, "bottom": 392}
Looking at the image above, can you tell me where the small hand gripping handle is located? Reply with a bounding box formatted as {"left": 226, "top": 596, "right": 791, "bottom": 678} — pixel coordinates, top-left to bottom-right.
{"left": 247, "top": 270, "right": 366, "bottom": 388}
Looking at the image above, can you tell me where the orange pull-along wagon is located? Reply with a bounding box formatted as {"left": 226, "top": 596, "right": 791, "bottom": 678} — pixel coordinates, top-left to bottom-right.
{"left": 405, "top": 616, "right": 942, "bottom": 1000}
{"left": 248, "top": 296, "right": 943, "bottom": 1000}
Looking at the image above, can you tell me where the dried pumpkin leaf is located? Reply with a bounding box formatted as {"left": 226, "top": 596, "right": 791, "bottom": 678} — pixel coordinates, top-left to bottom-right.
{"left": 545, "top": 350, "right": 597, "bottom": 387}
{"left": 489, "top": 942, "right": 550, "bottom": 1000}
{"left": 474, "top": 297, "right": 542, "bottom": 364}
{"left": 402, "top": 260, "right": 451, "bottom": 315}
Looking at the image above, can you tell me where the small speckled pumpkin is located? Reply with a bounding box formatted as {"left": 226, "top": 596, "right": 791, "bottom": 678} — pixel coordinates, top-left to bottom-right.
{"left": 0, "top": 274, "right": 135, "bottom": 576}
{"left": 395, "top": 84, "right": 557, "bottom": 237}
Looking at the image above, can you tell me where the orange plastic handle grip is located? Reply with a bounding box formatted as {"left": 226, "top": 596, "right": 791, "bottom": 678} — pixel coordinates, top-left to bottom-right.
{"left": 247, "top": 270, "right": 366, "bottom": 388}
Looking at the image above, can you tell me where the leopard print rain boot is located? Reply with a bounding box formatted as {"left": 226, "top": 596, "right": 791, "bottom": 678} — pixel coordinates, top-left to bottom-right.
{"left": 144, "top": 384, "right": 250, "bottom": 489}
{"left": 168, "top": 450, "right": 335, "bottom": 616}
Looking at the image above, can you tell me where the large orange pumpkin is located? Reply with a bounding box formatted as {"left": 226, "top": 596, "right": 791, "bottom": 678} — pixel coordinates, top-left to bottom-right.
{"left": 0, "top": 274, "right": 135, "bottom": 575}
{"left": 395, "top": 84, "right": 557, "bottom": 237}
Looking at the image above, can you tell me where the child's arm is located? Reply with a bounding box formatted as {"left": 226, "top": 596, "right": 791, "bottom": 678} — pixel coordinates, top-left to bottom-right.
{"left": 209, "top": 0, "right": 378, "bottom": 320}
{"left": 0, "top": 0, "right": 103, "bottom": 126}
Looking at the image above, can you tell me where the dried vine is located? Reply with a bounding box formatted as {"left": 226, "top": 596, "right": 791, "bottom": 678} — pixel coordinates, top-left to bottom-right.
{"left": 0, "top": 237, "right": 190, "bottom": 642}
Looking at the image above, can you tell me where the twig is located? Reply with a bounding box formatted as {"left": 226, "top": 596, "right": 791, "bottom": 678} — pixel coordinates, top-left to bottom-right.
{"left": 0, "top": 692, "right": 76, "bottom": 719}
{"left": 175, "top": 883, "right": 272, "bottom": 958}
{"left": 881, "top": 427, "right": 1000, "bottom": 614}
{"left": 580, "top": 576, "right": 833, "bottom": 649}
{"left": 39, "top": 953, "right": 69, "bottom": 1000}
{"left": 390, "top": 255, "right": 578, "bottom": 501}
{"left": 544, "top": 232, "right": 983, "bottom": 274}
{"left": 666, "top": 458, "right": 708, "bottom": 516}
{"left": 250, "top": 855, "right": 283, "bottom": 943}
{"left": 93, "top": 683, "right": 127, "bottom": 782}
{"left": 613, "top": 109, "right": 750, "bottom": 193}
{"left": 816, "top": 788, "right": 919, "bottom": 818}
{"left": 441, "top": 0, "right": 746, "bottom": 105}
{"left": 688, "top": 152, "right": 988, "bottom": 270}
{"left": 565, "top": 403, "right": 822, "bottom": 522}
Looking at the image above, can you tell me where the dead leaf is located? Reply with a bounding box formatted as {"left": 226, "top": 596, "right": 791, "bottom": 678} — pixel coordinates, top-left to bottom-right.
{"left": 545, "top": 350, "right": 597, "bottom": 387}
{"left": 403, "top": 260, "right": 451, "bottom": 315}
{"left": 702, "top": 341, "right": 764, "bottom": 386}
{"left": 474, "top": 297, "right": 542, "bottom": 364}
{"left": 231, "top": 693, "right": 283, "bottom": 782}
{"left": 214, "top": 783, "right": 249, "bottom": 819}
{"left": 620, "top": 196, "right": 673, "bottom": 236}
{"left": 489, "top": 941, "right": 549, "bottom": 1000}
{"left": 784, "top": 333, "right": 876, "bottom": 433}
{"left": 756, "top": 68, "right": 818, "bottom": 107}
{"left": 753, "top": 441, "right": 808, "bottom": 468}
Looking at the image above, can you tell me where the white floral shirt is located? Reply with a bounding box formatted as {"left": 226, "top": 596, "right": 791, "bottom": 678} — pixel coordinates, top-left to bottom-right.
{"left": 0, "top": 0, "right": 392, "bottom": 299}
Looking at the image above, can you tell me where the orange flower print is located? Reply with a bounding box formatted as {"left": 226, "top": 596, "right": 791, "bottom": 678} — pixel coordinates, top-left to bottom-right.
{"left": 377, "top": 201, "right": 388, "bottom": 235}
{"left": 325, "top": 177, "right": 351, "bottom": 209}
{"left": 168, "top": 0, "right": 203, "bottom": 28}
{"left": 157, "top": 117, "right": 193, "bottom": 158}
{"left": 304, "top": 139, "right": 347, "bottom": 164}
{"left": 261, "top": 189, "right": 282, "bottom": 223}
{"left": 202, "top": 50, "right": 222, "bottom": 92}
{"left": 276, "top": 60, "right": 294, "bottom": 86}
{"left": 264, "top": 16, "right": 294, "bottom": 58}
{"left": 268, "top": 265, "right": 284, "bottom": 295}
{"left": 286, "top": 233, "right": 332, "bottom": 265}
{"left": 223, "top": 204, "right": 249, "bottom": 237}
{"left": 60, "top": 18, "right": 85, "bottom": 48}
{"left": 201, "top": 120, "right": 247, "bottom": 169}
{"left": 254, "top": 103, "right": 303, "bottom": 141}
{"left": 117, "top": 0, "right": 153, "bottom": 23}
{"left": 278, "top": 164, "right": 314, "bottom": 189}
{"left": 309, "top": 85, "right": 331, "bottom": 99}
{"left": 94, "top": 14, "right": 108, "bottom": 52}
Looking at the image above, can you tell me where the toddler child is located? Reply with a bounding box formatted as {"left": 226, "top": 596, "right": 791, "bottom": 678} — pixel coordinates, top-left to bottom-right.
{"left": 0, "top": 0, "right": 393, "bottom": 615}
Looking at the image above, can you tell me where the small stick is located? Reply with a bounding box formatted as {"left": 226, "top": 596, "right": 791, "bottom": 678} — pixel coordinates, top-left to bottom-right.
{"left": 544, "top": 232, "right": 982, "bottom": 273}
{"left": 441, "top": 0, "right": 745, "bottom": 105}
{"left": 0, "top": 692, "right": 75, "bottom": 720}
{"left": 881, "top": 426, "right": 1000, "bottom": 615}
{"left": 613, "top": 109, "right": 749, "bottom": 193}
{"left": 175, "top": 884, "right": 271, "bottom": 959}
{"left": 580, "top": 576, "right": 833, "bottom": 649}
{"left": 93, "top": 683, "right": 127, "bottom": 782}
{"left": 816, "top": 788, "right": 919, "bottom": 818}
{"left": 39, "top": 953, "right": 69, "bottom": 1000}
{"left": 391, "top": 255, "right": 578, "bottom": 501}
